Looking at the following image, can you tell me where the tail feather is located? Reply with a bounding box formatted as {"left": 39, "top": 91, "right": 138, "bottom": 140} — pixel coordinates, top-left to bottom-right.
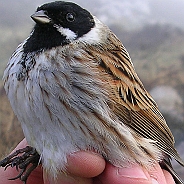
{"left": 162, "top": 159, "right": 184, "bottom": 184}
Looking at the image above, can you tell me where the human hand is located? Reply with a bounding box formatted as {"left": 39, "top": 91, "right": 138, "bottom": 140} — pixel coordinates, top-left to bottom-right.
{"left": 0, "top": 139, "right": 175, "bottom": 184}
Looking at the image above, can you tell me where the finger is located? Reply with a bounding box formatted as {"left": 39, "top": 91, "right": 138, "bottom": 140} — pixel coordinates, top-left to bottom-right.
{"left": 11, "top": 138, "right": 27, "bottom": 152}
{"left": 67, "top": 151, "right": 105, "bottom": 178}
{"left": 44, "top": 151, "right": 106, "bottom": 184}
{"left": 148, "top": 163, "right": 168, "bottom": 184}
{"left": 94, "top": 162, "right": 176, "bottom": 184}
{"left": 162, "top": 170, "right": 176, "bottom": 184}
{"left": 43, "top": 170, "right": 93, "bottom": 184}
{"left": 95, "top": 162, "right": 152, "bottom": 184}
{"left": 0, "top": 166, "right": 23, "bottom": 184}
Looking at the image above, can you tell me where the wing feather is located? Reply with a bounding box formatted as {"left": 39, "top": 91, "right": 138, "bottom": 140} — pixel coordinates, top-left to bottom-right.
{"left": 85, "top": 31, "right": 184, "bottom": 165}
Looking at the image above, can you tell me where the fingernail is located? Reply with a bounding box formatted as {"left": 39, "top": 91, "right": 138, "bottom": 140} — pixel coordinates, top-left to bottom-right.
{"left": 117, "top": 166, "right": 148, "bottom": 179}
{"left": 151, "top": 178, "right": 159, "bottom": 184}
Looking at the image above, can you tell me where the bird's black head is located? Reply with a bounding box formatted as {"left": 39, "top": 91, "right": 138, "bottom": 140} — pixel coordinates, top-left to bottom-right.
{"left": 23, "top": 1, "right": 95, "bottom": 53}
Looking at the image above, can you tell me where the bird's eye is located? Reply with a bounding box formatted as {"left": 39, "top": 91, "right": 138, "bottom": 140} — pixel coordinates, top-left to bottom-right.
{"left": 66, "top": 13, "right": 75, "bottom": 22}
{"left": 44, "top": 10, "right": 49, "bottom": 15}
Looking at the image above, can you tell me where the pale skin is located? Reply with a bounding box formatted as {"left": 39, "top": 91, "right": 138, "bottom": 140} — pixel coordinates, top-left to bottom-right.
{"left": 0, "top": 139, "right": 175, "bottom": 184}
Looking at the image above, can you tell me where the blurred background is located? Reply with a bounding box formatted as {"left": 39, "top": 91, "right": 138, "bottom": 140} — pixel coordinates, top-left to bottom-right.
{"left": 0, "top": 0, "right": 184, "bottom": 178}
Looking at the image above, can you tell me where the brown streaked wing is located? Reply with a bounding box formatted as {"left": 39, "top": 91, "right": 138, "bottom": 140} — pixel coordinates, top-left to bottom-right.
{"left": 85, "top": 32, "right": 184, "bottom": 165}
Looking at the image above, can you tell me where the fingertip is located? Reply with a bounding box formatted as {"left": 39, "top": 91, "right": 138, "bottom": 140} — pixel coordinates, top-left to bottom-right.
{"left": 11, "top": 138, "right": 28, "bottom": 152}
{"left": 148, "top": 163, "right": 167, "bottom": 184}
{"left": 67, "top": 151, "right": 106, "bottom": 178}
{"left": 162, "top": 169, "right": 176, "bottom": 184}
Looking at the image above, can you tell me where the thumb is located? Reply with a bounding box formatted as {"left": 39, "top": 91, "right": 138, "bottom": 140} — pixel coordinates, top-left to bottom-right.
{"left": 95, "top": 163, "right": 174, "bottom": 184}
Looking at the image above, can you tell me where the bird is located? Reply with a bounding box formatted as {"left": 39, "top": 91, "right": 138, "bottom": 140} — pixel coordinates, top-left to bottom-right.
{"left": 1, "top": 1, "right": 184, "bottom": 183}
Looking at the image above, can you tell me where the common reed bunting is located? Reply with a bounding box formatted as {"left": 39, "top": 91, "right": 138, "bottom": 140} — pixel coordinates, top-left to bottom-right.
{"left": 1, "top": 1, "right": 184, "bottom": 184}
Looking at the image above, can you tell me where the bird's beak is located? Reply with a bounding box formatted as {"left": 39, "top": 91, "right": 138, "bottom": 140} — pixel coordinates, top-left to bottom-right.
{"left": 31, "top": 10, "right": 51, "bottom": 24}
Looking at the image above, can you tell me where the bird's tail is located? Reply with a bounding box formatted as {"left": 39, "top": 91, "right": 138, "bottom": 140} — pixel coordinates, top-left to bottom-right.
{"left": 162, "top": 159, "right": 184, "bottom": 184}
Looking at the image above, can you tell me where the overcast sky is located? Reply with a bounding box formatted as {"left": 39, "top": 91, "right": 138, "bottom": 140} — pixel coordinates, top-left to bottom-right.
{"left": 1, "top": 0, "right": 184, "bottom": 30}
